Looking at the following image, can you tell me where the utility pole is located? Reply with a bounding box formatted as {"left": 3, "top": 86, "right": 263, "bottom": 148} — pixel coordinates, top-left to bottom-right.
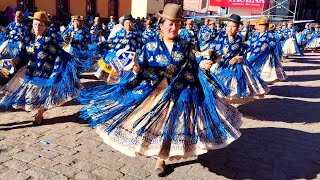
{"left": 293, "top": 0, "right": 298, "bottom": 21}
{"left": 206, "top": 0, "right": 209, "bottom": 16}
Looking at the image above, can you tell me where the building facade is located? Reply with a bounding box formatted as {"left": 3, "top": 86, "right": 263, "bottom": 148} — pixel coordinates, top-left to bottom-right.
{"left": 131, "top": 0, "right": 164, "bottom": 18}
{"left": 0, "top": 0, "right": 131, "bottom": 19}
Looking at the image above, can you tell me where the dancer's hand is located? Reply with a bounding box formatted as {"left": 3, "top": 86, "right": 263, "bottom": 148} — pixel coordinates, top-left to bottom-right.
{"left": 214, "top": 56, "right": 222, "bottom": 63}
{"left": 261, "top": 45, "right": 268, "bottom": 51}
{"left": 229, "top": 56, "right": 242, "bottom": 64}
{"left": 200, "top": 60, "right": 213, "bottom": 70}
{"left": 0, "top": 25, "right": 5, "bottom": 31}
{"left": 132, "top": 57, "right": 140, "bottom": 74}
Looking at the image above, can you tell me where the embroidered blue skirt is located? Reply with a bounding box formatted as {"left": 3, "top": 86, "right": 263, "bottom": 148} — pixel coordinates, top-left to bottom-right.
{"left": 247, "top": 50, "right": 287, "bottom": 84}
{"left": 210, "top": 61, "right": 270, "bottom": 104}
{"left": 0, "top": 58, "right": 80, "bottom": 111}
{"left": 80, "top": 67, "right": 242, "bottom": 160}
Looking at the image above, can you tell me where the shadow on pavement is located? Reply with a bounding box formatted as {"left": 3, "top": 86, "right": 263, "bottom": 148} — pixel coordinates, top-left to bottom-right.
{"left": 269, "top": 85, "right": 320, "bottom": 98}
{"left": 197, "top": 127, "right": 320, "bottom": 180}
{"left": 290, "top": 59, "right": 320, "bottom": 65}
{"left": 285, "top": 75, "right": 320, "bottom": 82}
{"left": 0, "top": 112, "right": 87, "bottom": 131}
{"left": 283, "top": 66, "right": 320, "bottom": 72}
{"left": 238, "top": 98, "right": 320, "bottom": 123}
{"left": 40, "top": 112, "right": 86, "bottom": 126}
{"left": 0, "top": 107, "right": 24, "bottom": 113}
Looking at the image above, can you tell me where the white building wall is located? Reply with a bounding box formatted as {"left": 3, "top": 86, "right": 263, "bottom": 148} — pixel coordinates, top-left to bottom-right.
{"left": 131, "top": 0, "right": 164, "bottom": 18}
{"left": 131, "top": 0, "right": 148, "bottom": 18}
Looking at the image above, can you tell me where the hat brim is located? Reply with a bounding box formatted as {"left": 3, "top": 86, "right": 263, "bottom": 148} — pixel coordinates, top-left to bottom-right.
{"left": 73, "top": 18, "right": 84, "bottom": 21}
{"left": 269, "top": 26, "right": 276, "bottom": 30}
{"left": 259, "top": 23, "right": 269, "bottom": 25}
{"left": 158, "top": 11, "right": 185, "bottom": 21}
{"left": 123, "top": 18, "right": 135, "bottom": 21}
{"left": 13, "top": 14, "right": 23, "bottom": 18}
{"left": 29, "top": 16, "right": 48, "bottom": 22}
{"left": 226, "top": 18, "right": 243, "bottom": 25}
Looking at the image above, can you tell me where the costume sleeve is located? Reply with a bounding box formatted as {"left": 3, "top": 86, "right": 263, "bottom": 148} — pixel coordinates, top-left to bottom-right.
{"left": 267, "top": 32, "right": 277, "bottom": 50}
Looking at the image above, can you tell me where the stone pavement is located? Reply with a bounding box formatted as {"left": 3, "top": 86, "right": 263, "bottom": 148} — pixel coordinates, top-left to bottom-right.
{"left": 0, "top": 53, "right": 319, "bottom": 180}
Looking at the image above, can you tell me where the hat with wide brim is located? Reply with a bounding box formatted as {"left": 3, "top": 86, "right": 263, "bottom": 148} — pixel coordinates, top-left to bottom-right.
{"left": 123, "top": 14, "right": 135, "bottom": 21}
{"left": 269, "top": 24, "right": 276, "bottom": 31}
{"left": 94, "top": 17, "right": 100, "bottom": 22}
{"left": 158, "top": 3, "right": 184, "bottom": 21}
{"left": 29, "top": 11, "right": 49, "bottom": 22}
{"left": 226, "top": 14, "right": 243, "bottom": 25}
{"left": 14, "top": 11, "right": 24, "bottom": 18}
{"left": 258, "top": 16, "right": 269, "bottom": 25}
{"left": 72, "top": 15, "right": 84, "bottom": 21}
{"left": 186, "top": 19, "right": 194, "bottom": 25}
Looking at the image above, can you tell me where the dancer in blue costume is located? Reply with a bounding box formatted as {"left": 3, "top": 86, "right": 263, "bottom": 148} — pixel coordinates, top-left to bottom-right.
{"left": 108, "top": 16, "right": 117, "bottom": 31}
{"left": 0, "top": 11, "right": 31, "bottom": 86}
{"left": 89, "top": 17, "right": 107, "bottom": 60}
{"left": 281, "top": 21, "right": 304, "bottom": 60}
{"left": 90, "top": 17, "right": 102, "bottom": 44}
{"left": 80, "top": 4, "right": 242, "bottom": 176}
{"left": 306, "top": 24, "right": 320, "bottom": 51}
{"left": 95, "top": 14, "right": 143, "bottom": 83}
{"left": 298, "top": 23, "right": 313, "bottom": 46}
{"left": 179, "top": 19, "right": 198, "bottom": 48}
{"left": 209, "top": 14, "right": 270, "bottom": 104}
{"left": 62, "top": 15, "right": 92, "bottom": 75}
{"left": 197, "top": 18, "right": 210, "bottom": 50}
{"left": 198, "top": 20, "right": 217, "bottom": 51}
{"left": 246, "top": 17, "right": 287, "bottom": 84}
{"left": 0, "top": 11, "right": 31, "bottom": 44}
{"left": 142, "top": 20, "right": 158, "bottom": 44}
{"left": 106, "top": 14, "right": 142, "bottom": 53}
{"left": 0, "top": 12, "right": 80, "bottom": 125}
{"left": 271, "top": 24, "right": 284, "bottom": 62}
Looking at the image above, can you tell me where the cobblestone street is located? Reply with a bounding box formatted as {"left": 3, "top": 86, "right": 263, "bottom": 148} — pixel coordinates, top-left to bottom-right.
{"left": 0, "top": 53, "right": 319, "bottom": 180}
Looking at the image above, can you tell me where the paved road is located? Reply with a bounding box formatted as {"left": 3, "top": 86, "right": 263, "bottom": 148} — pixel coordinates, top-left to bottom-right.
{"left": 0, "top": 53, "right": 319, "bottom": 180}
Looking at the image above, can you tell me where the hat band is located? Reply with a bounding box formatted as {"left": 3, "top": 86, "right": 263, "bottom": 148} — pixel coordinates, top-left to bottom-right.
{"left": 159, "top": 13, "right": 183, "bottom": 21}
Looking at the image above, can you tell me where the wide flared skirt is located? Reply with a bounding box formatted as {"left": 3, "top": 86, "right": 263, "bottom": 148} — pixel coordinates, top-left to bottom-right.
{"left": 64, "top": 46, "right": 96, "bottom": 74}
{"left": 0, "top": 40, "right": 21, "bottom": 58}
{"left": 0, "top": 60, "right": 80, "bottom": 111}
{"left": 282, "top": 38, "right": 303, "bottom": 56}
{"left": 306, "top": 37, "right": 320, "bottom": 48}
{"left": 210, "top": 63, "right": 270, "bottom": 104}
{"left": 258, "top": 54, "right": 287, "bottom": 84}
{"left": 83, "top": 79, "right": 242, "bottom": 160}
